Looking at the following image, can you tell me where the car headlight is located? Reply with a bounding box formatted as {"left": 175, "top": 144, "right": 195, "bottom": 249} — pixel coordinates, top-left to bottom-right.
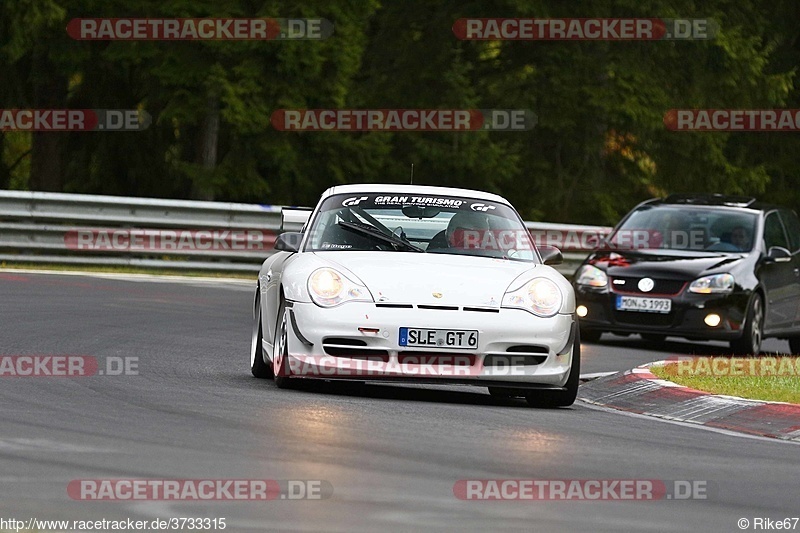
{"left": 689, "top": 273, "right": 735, "bottom": 294}
{"left": 502, "top": 277, "right": 563, "bottom": 317}
{"left": 308, "top": 268, "right": 372, "bottom": 307}
{"left": 575, "top": 265, "right": 608, "bottom": 288}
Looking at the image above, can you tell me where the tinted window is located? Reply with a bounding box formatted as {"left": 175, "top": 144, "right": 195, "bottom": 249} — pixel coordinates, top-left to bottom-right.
{"left": 763, "top": 212, "right": 789, "bottom": 250}
{"left": 778, "top": 210, "right": 800, "bottom": 252}
{"left": 608, "top": 205, "right": 758, "bottom": 252}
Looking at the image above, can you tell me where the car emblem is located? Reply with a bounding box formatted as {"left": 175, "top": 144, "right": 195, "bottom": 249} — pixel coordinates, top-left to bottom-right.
{"left": 638, "top": 277, "right": 655, "bottom": 292}
{"left": 432, "top": 291, "right": 443, "bottom": 299}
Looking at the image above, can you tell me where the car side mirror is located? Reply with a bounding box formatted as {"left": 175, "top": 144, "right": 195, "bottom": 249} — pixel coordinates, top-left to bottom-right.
{"left": 274, "top": 232, "right": 303, "bottom": 252}
{"left": 765, "top": 246, "right": 792, "bottom": 263}
{"left": 539, "top": 245, "right": 563, "bottom": 266}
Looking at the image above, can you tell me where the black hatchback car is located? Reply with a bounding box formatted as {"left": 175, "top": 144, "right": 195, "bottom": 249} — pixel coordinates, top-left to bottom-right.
{"left": 574, "top": 194, "right": 800, "bottom": 355}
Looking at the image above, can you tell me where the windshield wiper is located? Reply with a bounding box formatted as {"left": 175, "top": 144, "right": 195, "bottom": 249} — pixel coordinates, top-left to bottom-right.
{"left": 337, "top": 220, "right": 424, "bottom": 252}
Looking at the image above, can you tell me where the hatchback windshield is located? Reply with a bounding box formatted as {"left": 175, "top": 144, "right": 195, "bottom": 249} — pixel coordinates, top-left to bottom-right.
{"left": 305, "top": 193, "right": 537, "bottom": 261}
{"left": 608, "top": 205, "right": 759, "bottom": 252}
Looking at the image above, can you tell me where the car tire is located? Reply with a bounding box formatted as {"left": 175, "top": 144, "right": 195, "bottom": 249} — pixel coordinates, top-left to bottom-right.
{"left": 580, "top": 327, "right": 602, "bottom": 343}
{"left": 250, "top": 294, "right": 274, "bottom": 379}
{"left": 273, "top": 299, "right": 294, "bottom": 389}
{"left": 525, "top": 329, "right": 581, "bottom": 408}
{"left": 730, "top": 293, "right": 764, "bottom": 356}
{"left": 641, "top": 334, "right": 666, "bottom": 343}
{"left": 788, "top": 336, "right": 800, "bottom": 355}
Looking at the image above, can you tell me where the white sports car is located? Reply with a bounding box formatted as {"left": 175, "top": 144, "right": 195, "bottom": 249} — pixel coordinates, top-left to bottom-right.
{"left": 250, "top": 184, "right": 580, "bottom": 407}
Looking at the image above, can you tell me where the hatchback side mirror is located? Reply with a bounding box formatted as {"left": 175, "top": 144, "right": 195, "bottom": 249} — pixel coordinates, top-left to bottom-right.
{"left": 274, "top": 232, "right": 303, "bottom": 252}
{"left": 539, "top": 245, "right": 563, "bottom": 266}
{"left": 765, "top": 246, "right": 792, "bottom": 263}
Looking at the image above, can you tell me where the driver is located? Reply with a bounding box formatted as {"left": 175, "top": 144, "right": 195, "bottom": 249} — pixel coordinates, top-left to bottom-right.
{"left": 730, "top": 226, "right": 752, "bottom": 251}
{"left": 446, "top": 211, "right": 490, "bottom": 249}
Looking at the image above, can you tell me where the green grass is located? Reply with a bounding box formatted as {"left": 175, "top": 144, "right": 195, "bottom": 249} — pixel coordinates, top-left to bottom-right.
{"left": 0, "top": 261, "right": 257, "bottom": 280}
{"left": 651, "top": 357, "right": 800, "bottom": 404}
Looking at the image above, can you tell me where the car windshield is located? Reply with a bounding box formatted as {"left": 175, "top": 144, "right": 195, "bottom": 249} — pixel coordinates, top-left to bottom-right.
{"left": 607, "top": 205, "right": 759, "bottom": 252}
{"left": 304, "top": 193, "right": 538, "bottom": 262}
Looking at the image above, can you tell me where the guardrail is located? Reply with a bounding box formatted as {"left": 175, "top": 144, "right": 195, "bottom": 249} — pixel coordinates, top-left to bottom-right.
{"left": 0, "top": 190, "right": 611, "bottom": 276}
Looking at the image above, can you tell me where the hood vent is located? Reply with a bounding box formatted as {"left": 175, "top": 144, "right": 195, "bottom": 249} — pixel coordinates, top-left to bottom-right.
{"left": 375, "top": 303, "right": 500, "bottom": 312}
{"left": 418, "top": 304, "right": 459, "bottom": 311}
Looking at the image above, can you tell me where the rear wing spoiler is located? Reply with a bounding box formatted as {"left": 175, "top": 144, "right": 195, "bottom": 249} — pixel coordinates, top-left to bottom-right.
{"left": 280, "top": 207, "right": 313, "bottom": 232}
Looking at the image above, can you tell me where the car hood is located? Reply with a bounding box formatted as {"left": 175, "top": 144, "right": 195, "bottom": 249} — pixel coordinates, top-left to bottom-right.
{"left": 315, "top": 251, "right": 538, "bottom": 306}
{"left": 587, "top": 249, "right": 746, "bottom": 279}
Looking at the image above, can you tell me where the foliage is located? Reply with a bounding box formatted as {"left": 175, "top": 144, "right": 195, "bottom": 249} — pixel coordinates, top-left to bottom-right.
{"left": 2, "top": 0, "right": 799, "bottom": 224}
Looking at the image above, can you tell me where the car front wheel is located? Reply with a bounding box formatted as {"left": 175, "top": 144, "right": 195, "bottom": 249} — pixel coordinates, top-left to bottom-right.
{"left": 251, "top": 295, "right": 274, "bottom": 379}
{"left": 788, "top": 336, "right": 800, "bottom": 355}
{"left": 526, "top": 329, "right": 580, "bottom": 408}
{"left": 730, "top": 293, "right": 764, "bottom": 356}
{"left": 273, "top": 299, "right": 294, "bottom": 388}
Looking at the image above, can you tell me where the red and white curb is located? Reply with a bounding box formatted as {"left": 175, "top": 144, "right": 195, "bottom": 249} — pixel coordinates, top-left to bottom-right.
{"left": 579, "top": 361, "right": 800, "bottom": 442}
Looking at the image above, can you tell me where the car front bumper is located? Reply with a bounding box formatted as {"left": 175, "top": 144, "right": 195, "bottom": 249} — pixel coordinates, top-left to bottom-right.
{"left": 277, "top": 301, "right": 576, "bottom": 388}
{"left": 575, "top": 285, "right": 750, "bottom": 340}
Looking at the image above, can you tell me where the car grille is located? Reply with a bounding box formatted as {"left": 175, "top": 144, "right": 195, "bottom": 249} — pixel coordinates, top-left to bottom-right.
{"left": 322, "top": 338, "right": 390, "bottom": 358}
{"left": 612, "top": 311, "right": 675, "bottom": 327}
{"left": 397, "top": 353, "right": 477, "bottom": 365}
{"left": 610, "top": 276, "right": 686, "bottom": 296}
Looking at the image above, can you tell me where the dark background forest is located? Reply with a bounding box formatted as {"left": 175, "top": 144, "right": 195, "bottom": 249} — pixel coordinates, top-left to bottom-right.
{"left": 2, "top": 0, "right": 800, "bottom": 224}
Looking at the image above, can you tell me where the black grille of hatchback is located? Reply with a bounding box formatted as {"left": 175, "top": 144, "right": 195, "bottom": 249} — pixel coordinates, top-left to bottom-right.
{"left": 610, "top": 277, "right": 686, "bottom": 295}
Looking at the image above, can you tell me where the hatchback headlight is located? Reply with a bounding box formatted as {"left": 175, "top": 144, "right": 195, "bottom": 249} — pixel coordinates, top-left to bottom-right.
{"left": 308, "top": 268, "right": 372, "bottom": 307}
{"left": 503, "top": 277, "right": 563, "bottom": 317}
{"left": 689, "top": 273, "right": 735, "bottom": 294}
{"left": 575, "top": 265, "right": 608, "bottom": 288}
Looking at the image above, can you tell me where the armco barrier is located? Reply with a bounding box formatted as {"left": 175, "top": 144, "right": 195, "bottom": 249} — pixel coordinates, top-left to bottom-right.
{"left": 0, "top": 190, "right": 610, "bottom": 276}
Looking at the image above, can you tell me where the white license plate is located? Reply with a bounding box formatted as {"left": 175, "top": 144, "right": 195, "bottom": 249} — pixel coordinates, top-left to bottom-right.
{"left": 615, "top": 296, "right": 672, "bottom": 313}
{"left": 398, "top": 328, "right": 478, "bottom": 349}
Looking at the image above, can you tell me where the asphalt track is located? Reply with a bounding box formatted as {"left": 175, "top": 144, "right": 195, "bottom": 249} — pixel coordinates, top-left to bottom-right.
{"left": 0, "top": 271, "right": 797, "bottom": 532}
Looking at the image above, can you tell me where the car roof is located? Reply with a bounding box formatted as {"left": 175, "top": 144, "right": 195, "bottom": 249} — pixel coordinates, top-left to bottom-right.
{"left": 641, "top": 194, "right": 783, "bottom": 213}
{"left": 320, "top": 183, "right": 511, "bottom": 205}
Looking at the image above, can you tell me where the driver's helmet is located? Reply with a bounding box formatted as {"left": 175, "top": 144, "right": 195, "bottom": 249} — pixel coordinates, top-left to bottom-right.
{"left": 446, "top": 211, "right": 490, "bottom": 248}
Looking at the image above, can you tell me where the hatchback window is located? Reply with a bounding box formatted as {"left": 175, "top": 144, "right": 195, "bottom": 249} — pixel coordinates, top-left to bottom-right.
{"left": 778, "top": 210, "right": 800, "bottom": 252}
{"left": 608, "top": 205, "right": 758, "bottom": 252}
{"left": 764, "top": 212, "right": 789, "bottom": 250}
